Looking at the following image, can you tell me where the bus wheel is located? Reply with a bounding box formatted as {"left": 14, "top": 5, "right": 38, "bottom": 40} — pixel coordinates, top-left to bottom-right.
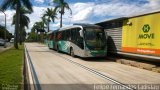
{"left": 70, "top": 48, "right": 75, "bottom": 57}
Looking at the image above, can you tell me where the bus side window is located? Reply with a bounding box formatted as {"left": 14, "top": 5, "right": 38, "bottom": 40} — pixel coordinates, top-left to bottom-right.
{"left": 52, "top": 34, "right": 54, "bottom": 40}
{"left": 57, "top": 32, "right": 62, "bottom": 40}
{"left": 69, "top": 29, "right": 71, "bottom": 40}
{"left": 53, "top": 32, "right": 56, "bottom": 41}
{"left": 49, "top": 34, "right": 52, "bottom": 40}
{"left": 55, "top": 32, "right": 58, "bottom": 41}
{"left": 64, "top": 30, "right": 68, "bottom": 41}
{"left": 71, "top": 28, "right": 75, "bottom": 41}
{"left": 75, "top": 28, "right": 80, "bottom": 42}
{"left": 61, "top": 31, "right": 65, "bottom": 40}
{"left": 66, "top": 29, "right": 71, "bottom": 41}
{"left": 76, "top": 28, "right": 84, "bottom": 49}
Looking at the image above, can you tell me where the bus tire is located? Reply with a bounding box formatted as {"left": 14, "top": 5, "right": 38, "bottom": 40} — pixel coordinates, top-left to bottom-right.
{"left": 70, "top": 48, "right": 75, "bottom": 57}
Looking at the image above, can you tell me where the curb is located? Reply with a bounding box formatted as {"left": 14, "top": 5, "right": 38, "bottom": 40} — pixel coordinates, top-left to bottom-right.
{"left": 24, "top": 44, "right": 41, "bottom": 90}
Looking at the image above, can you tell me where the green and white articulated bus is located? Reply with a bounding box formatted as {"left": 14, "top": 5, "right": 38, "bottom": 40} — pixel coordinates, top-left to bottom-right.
{"left": 47, "top": 30, "right": 58, "bottom": 49}
{"left": 47, "top": 24, "right": 107, "bottom": 57}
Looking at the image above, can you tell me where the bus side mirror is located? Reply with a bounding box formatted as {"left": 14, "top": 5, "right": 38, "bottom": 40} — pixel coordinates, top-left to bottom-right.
{"left": 79, "top": 30, "right": 83, "bottom": 37}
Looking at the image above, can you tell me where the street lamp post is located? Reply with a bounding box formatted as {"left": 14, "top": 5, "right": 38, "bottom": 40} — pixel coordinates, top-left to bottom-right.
{"left": 0, "top": 9, "right": 6, "bottom": 41}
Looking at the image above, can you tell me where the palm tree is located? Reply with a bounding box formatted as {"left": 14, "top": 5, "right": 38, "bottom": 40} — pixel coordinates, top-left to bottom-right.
{"left": 12, "top": 7, "right": 31, "bottom": 44}
{"left": 53, "top": 0, "right": 72, "bottom": 27}
{"left": 34, "top": 22, "right": 46, "bottom": 32}
{"left": 41, "top": 16, "right": 47, "bottom": 32}
{"left": 20, "top": 27, "right": 26, "bottom": 42}
{"left": 43, "top": 8, "right": 56, "bottom": 32}
{"left": 32, "top": 21, "right": 46, "bottom": 42}
{"left": 1, "top": 0, "right": 33, "bottom": 49}
{"left": 32, "top": 21, "right": 46, "bottom": 35}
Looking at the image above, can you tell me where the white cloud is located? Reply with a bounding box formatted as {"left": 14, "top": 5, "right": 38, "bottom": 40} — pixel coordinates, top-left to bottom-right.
{"left": 50, "top": 22, "right": 71, "bottom": 30}
{"left": 93, "top": 3, "right": 139, "bottom": 17}
{"left": 28, "top": 6, "right": 46, "bottom": 24}
{"left": 0, "top": 10, "right": 15, "bottom": 34}
{"left": 68, "top": 0, "right": 160, "bottom": 23}
{"left": 26, "top": 6, "right": 52, "bottom": 32}
{"left": 34, "top": 0, "right": 45, "bottom": 3}
{"left": 72, "top": 7, "right": 93, "bottom": 21}
{"left": 147, "top": 0, "right": 160, "bottom": 9}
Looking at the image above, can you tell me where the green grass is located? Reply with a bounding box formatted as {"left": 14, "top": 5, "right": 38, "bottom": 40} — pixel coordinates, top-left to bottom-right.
{"left": 0, "top": 45, "right": 23, "bottom": 86}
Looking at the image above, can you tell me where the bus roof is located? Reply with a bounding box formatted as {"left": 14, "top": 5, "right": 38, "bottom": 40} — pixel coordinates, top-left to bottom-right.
{"left": 59, "top": 25, "right": 82, "bottom": 31}
{"left": 47, "top": 30, "right": 58, "bottom": 34}
{"left": 59, "top": 24, "right": 102, "bottom": 31}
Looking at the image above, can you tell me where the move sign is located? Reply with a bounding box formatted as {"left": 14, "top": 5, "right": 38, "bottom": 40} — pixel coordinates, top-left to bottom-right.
{"left": 122, "top": 13, "right": 160, "bottom": 56}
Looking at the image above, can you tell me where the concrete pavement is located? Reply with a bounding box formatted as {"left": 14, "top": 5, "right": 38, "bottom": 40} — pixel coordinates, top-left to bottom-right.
{"left": 59, "top": 54, "right": 160, "bottom": 84}
{"left": 25, "top": 43, "right": 114, "bottom": 90}
{"left": 25, "top": 43, "right": 160, "bottom": 90}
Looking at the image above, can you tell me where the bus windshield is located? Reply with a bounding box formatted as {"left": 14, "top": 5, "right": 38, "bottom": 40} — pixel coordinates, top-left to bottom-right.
{"left": 84, "top": 28, "right": 106, "bottom": 50}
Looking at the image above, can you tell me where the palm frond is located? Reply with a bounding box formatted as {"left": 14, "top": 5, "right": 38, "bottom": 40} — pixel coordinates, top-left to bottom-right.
{"left": 53, "top": 0, "right": 61, "bottom": 4}
{"left": 43, "top": 8, "right": 57, "bottom": 22}
{"left": 21, "top": 0, "right": 33, "bottom": 12}
{"left": 12, "top": 6, "right": 31, "bottom": 29}
{"left": 0, "top": 0, "right": 13, "bottom": 10}
{"left": 64, "top": 2, "right": 72, "bottom": 15}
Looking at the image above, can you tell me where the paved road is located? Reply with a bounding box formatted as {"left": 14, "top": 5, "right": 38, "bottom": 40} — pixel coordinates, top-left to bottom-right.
{"left": 25, "top": 43, "right": 160, "bottom": 90}
{"left": 25, "top": 43, "right": 114, "bottom": 90}
{"left": 60, "top": 53, "right": 160, "bottom": 84}
{"left": 0, "top": 43, "right": 13, "bottom": 53}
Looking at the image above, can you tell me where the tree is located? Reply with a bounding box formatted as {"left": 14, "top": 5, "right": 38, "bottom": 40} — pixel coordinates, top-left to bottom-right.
{"left": 12, "top": 7, "right": 31, "bottom": 44}
{"left": 0, "top": 25, "right": 13, "bottom": 40}
{"left": 43, "top": 8, "right": 56, "bottom": 32}
{"left": 26, "top": 32, "right": 37, "bottom": 42}
{"left": 41, "top": 16, "right": 47, "bottom": 32}
{"left": 30, "top": 21, "right": 46, "bottom": 42}
{"left": 21, "top": 28, "right": 27, "bottom": 42}
{"left": 53, "top": 0, "right": 72, "bottom": 27}
{"left": 34, "top": 21, "right": 46, "bottom": 32}
{"left": 1, "top": 0, "right": 33, "bottom": 49}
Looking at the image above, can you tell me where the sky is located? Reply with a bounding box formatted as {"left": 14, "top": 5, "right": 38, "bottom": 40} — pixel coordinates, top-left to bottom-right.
{"left": 0, "top": 0, "right": 160, "bottom": 34}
